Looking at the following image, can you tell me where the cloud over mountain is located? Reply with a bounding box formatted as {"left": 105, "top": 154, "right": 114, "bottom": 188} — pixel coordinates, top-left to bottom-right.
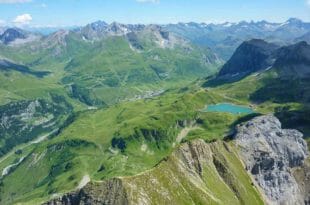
{"left": 13, "top": 13, "right": 32, "bottom": 25}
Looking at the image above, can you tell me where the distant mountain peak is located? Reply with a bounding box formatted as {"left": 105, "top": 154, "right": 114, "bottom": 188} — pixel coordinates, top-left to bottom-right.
{"left": 50, "top": 29, "right": 69, "bottom": 39}
{"left": 0, "top": 28, "right": 27, "bottom": 45}
{"left": 286, "top": 18, "right": 303, "bottom": 24}
{"left": 0, "top": 27, "right": 41, "bottom": 46}
{"left": 90, "top": 20, "right": 108, "bottom": 31}
{"left": 218, "top": 39, "right": 279, "bottom": 78}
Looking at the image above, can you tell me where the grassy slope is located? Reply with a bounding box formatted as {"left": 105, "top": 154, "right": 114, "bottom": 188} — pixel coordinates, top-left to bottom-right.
{"left": 0, "top": 33, "right": 220, "bottom": 107}
{"left": 120, "top": 140, "right": 263, "bottom": 205}
{"left": 0, "top": 72, "right": 70, "bottom": 105}
{"left": 0, "top": 83, "right": 259, "bottom": 204}
{"left": 61, "top": 36, "right": 220, "bottom": 105}
{"left": 0, "top": 42, "right": 85, "bottom": 109}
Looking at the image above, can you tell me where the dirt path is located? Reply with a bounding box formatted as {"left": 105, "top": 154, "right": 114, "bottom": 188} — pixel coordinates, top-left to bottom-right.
{"left": 77, "top": 174, "right": 90, "bottom": 189}
{"left": 176, "top": 126, "right": 200, "bottom": 143}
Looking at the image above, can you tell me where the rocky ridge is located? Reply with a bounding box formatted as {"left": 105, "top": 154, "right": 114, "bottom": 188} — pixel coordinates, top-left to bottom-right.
{"left": 44, "top": 140, "right": 263, "bottom": 204}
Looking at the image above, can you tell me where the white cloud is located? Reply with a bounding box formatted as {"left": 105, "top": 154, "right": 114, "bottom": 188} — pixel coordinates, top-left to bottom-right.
{"left": 136, "top": 0, "right": 160, "bottom": 3}
{"left": 0, "top": 0, "right": 31, "bottom": 3}
{"left": 0, "top": 19, "right": 6, "bottom": 26}
{"left": 13, "top": 14, "right": 32, "bottom": 25}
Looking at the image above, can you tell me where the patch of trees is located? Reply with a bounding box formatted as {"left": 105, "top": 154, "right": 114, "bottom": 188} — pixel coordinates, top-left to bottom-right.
{"left": 111, "top": 137, "right": 127, "bottom": 152}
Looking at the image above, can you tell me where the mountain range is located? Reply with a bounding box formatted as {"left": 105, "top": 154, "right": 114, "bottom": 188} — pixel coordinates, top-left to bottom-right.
{"left": 2, "top": 18, "right": 310, "bottom": 59}
{"left": 164, "top": 18, "right": 310, "bottom": 60}
{"left": 0, "top": 18, "right": 309, "bottom": 205}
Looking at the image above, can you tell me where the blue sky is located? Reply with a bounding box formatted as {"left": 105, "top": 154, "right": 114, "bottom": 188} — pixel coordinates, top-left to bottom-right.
{"left": 0, "top": 0, "right": 310, "bottom": 27}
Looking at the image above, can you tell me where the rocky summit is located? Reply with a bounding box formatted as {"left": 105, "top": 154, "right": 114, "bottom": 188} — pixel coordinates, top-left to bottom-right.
{"left": 235, "top": 115, "right": 309, "bottom": 205}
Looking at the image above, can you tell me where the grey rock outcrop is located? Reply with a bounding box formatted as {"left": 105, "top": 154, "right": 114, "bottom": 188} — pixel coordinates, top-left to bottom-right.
{"left": 44, "top": 178, "right": 128, "bottom": 205}
{"left": 235, "top": 115, "right": 309, "bottom": 205}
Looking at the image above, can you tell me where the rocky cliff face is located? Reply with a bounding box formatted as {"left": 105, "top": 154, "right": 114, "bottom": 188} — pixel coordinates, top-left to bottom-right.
{"left": 44, "top": 179, "right": 128, "bottom": 205}
{"left": 235, "top": 115, "right": 309, "bottom": 205}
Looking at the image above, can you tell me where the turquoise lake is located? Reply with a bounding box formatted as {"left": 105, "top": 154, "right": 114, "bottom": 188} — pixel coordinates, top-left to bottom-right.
{"left": 202, "top": 103, "right": 254, "bottom": 115}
